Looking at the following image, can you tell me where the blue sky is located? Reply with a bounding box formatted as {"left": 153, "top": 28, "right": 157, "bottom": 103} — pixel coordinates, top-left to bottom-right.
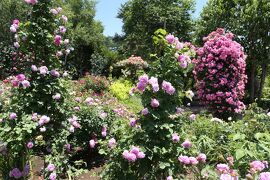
{"left": 95, "top": 0, "right": 208, "bottom": 36}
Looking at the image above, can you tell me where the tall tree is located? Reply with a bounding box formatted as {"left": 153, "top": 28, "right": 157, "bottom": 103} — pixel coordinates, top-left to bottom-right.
{"left": 195, "top": 0, "right": 270, "bottom": 102}
{"left": 118, "top": 0, "right": 195, "bottom": 58}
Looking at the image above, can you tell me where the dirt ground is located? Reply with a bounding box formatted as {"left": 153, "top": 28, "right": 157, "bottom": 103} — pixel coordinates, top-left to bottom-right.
{"left": 30, "top": 156, "right": 102, "bottom": 180}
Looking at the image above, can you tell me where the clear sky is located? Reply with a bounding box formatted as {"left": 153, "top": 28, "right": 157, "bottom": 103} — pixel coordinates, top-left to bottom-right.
{"left": 95, "top": 0, "right": 208, "bottom": 36}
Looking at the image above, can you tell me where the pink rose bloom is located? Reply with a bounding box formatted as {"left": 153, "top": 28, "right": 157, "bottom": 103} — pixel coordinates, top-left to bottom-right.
{"left": 25, "top": 0, "right": 38, "bottom": 5}
{"left": 166, "top": 34, "right": 175, "bottom": 44}
{"left": 137, "top": 151, "right": 145, "bottom": 159}
{"left": 189, "top": 114, "right": 196, "bottom": 121}
{"left": 59, "top": 26, "right": 66, "bottom": 34}
{"left": 216, "top": 164, "right": 230, "bottom": 173}
{"left": 101, "top": 127, "right": 107, "bottom": 137}
{"left": 16, "top": 74, "right": 25, "bottom": 81}
{"left": 197, "top": 153, "right": 207, "bottom": 163}
{"left": 178, "top": 155, "right": 190, "bottom": 164}
{"left": 21, "top": 80, "right": 30, "bottom": 88}
{"left": 176, "top": 107, "right": 184, "bottom": 114}
{"left": 50, "top": 70, "right": 60, "bottom": 77}
{"left": 172, "top": 133, "right": 180, "bottom": 143}
{"left": 189, "top": 157, "right": 199, "bottom": 165}
{"left": 141, "top": 108, "right": 149, "bottom": 115}
{"left": 54, "top": 35, "right": 61, "bottom": 46}
{"left": 179, "top": 60, "right": 188, "bottom": 68}
{"left": 49, "top": 173, "right": 57, "bottom": 180}
{"left": 56, "top": 7, "right": 62, "bottom": 13}
{"left": 250, "top": 160, "right": 265, "bottom": 172}
{"left": 31, "top": 65, "right": 38, "bottom": 72}
{"left": 108, "top": 138, "right": 116, "bottom": 148}
{"left": 127, "top": 153, "right": 137, "bottom": 162}
{"left": 130, "top": 147, "right": 140, "bottom": 155}
{"left": 27, "top": 142, "right": 34, "bottom": 149}
{"left": 182, "top": 140, "right": 192, "bottom": 148}
{"left": 89, "top": 139, "right": 96, "bottom": 148}
{"left": 52, "top": 93, "right": 61, "bottom": 100}
{"left": 62, "top": 15, "right": 68, "bottom": 22}
{"left": 39, "top": 66, "right": 48, "bottom": 75}
{"left": 151, "top": 99, "right": 159, "bottom": 108}
{"left": 220, "top": 174, "right": 233, "bottom": 180}
{"left": 259, "top": 172, "right": 270, "bottom": 180}
{"left": 13, "top": 19, "right": 20, "bottom": 26}
{"left": 10, "top": 25, "right": 17, "bottom": 33}
{"left": 50, "top": 9, "right": 58, "bottom": 15}
{"left": 14, "top": 42, "right": 20, "bottom": 48}
{"left": 46, "top": 164, "right": 55, "bottom": 172}
{"left": 32, "top": 113, "right": 38, "bottom": 120}
{"left": 167, "top": 176, "right": 173, "bottom": 180}
{"left": 129, "top": 118, "right": 137, "bottom": 127}
{"left": 9, "top": 112, "right": 17, "bottom": 120}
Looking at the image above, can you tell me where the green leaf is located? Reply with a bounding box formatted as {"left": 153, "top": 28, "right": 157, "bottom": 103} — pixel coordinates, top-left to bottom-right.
{"left": 235, "top": 149, "right": 245, "bottom": 160}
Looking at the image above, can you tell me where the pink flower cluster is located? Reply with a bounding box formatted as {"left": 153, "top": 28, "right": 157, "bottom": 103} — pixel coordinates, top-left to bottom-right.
{"left": 165, "top": 34, "right": 194, "bottom": 69}
{"left": 162, "top": 81, "right": 175, "bottom": 95}
{"left": 68, "top": 115, "right": 81, "bottom": 132}
{"left": 178, "top": 153, "right": 206, "bottom": 165}
{"left": 9, "top": 165, "right": 30, "bottom": 179}
{"left": 193, "top": 28, "right": 247, "bottom": 116}
{"left": 11, "top": 74, "right": 30, "bottom": 88}
{"left": 249, "top": 160, "right": 268, "bottom": 174}
{"left": 122, "top": 147, "right": 145, "bottom": 162}
{"left": 10, "top": 19, "right": 20, "bottom": 33}
{"left": 25, "top": 0, "right": 38, "bottom": 5}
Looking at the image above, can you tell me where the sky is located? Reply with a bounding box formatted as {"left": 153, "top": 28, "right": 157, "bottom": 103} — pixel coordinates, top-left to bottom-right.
{"left": 95, "top": 0, "right": 208, "bottom": 36}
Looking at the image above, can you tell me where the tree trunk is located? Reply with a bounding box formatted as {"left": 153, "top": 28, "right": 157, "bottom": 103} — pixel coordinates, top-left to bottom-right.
{"left": 258, "top": 64, "right": 267, "bottom": 101}
{"left": 250, "top": 60, "right": 256, "bottom": 102}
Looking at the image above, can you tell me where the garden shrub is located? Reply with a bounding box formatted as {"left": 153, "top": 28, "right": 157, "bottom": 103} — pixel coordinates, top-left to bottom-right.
{"left": 113, "top": 55, "right": 148, "bottom": 82}
{"left": 80, "top": 75, "right": 109, "bottom": 93}
{"left": 109, "top": 79, "right": 133, "bottom": 100}
{"left": 0, "top": 1, "right": 112, "bottom": 179}
{"left": 100, "top": 29, "right": 204, "bottom": 179}
{"left": 90, "top": 52, "right": 109, "bottom": 76}
{"left": 194, "top": 28, "right": 247, "bottom": 119}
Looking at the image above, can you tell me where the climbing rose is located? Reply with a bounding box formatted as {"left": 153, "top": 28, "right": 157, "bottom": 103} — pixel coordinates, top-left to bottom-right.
{"left": 172, "top": 133, "right": 180, "bottom": 143}
{"left": 31, "top": 65, "right": 38, "bottom": 72}
{"left": 220, "top": 174, "right": 233, "bottom": 180}
{"left": 167, "top": 176, "right": 173, "bottom": 180}
{"left": 108, "top": 138, "right": 116, "bottom": 148}
{"left": 178, "top": 155, "right": 190, "bottom": 164}
{"left": 46, "top": 164, "right": 55, "bottom": 172}
{"left": 250, "top": 160, "right": 265, "bottom": 172}
{"left": 9, "top": 168, "right": 22, "bottom": 179}
{"left": 89, "top": 140, "right": 96, "bottom": 148}
{"left": 129, "top": 118, "right": 137, "bottom": 127}
{"left": 216, "top": 164, "right": 230, "bottom": 173}
{"left": 54, "top": 35, "right": 61, "bottom": 46}
{"left": 27, "top": 142, "right": 34, "bottom": 149}
{"left": 189, "top": 157, "right": 199, "bottom": 165}
{"left": 197, "top": 153, "right": 207, "bottom": 163}
{"left": 39, "top": 66, "right": 48, "bottom": 75}
{"left": 25, "top": 0, "right": 38, "bottom": 5}
{"left": 259, "top": 172, "right": 270, "bottom": 180}
{"left": 50, "top": 9, "right": 58, "bottom": 15}
{"left": 189, "top": 114, "right": 196, "bottom": 121}
{"left": 151, "top": 99, "right": 159, "bottom": 108}
{"left": 101, "top": 127, "right": 107, "bottom": 137}
{"left": 182, "top": 140, "right": 192, "bottom": 148}
{"left": 166, "top": 34, "right": 175, "bottom": 44}
{"left": 21, "top": 80, "right": 30, "bottom": 88}
{"left": 141, "top": 108, "right": 149, "bottom": 115}
{"left": 10, "top": 25, "right": 17, "bottom": 33}
{"left": 49, "top": 173, "right": 57, "bottom": 180}
{"left": 16, "top": 74, "right": 25, "bottom": 81}
{"left": 9, "top": 112, "right": 17, "bottom": 120}
{"left": 194, "top": 28, "right": 247, "bottom": 118}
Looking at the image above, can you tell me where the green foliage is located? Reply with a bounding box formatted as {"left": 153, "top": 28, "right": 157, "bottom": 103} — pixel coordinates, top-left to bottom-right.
{"left": 109, "top": 79, "right": 133, "bottom": 100}
{"left": 90, "top": 52, "right": 109, "bottom": 76}
{"left": 117, "top": 0, "right": 195, "bottom": 58}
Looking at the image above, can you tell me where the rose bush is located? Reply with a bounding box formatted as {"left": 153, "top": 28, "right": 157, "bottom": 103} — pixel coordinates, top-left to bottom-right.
{"left": 193, "top": 28, "right": 247, "bottom": 119}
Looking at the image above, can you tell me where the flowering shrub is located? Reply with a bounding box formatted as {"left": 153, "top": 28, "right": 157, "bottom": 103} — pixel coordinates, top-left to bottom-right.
{"left": 193, "top": 28, "right": 247, "bottom": 119}
{"left": 0, "top": 0, "right": 97, "bottom": 179}
{"left": 100, "top": 29, "right": 202, "bottom": 179}
{"left": 113, "top": 55, "right": 148, "bottom": 81}
{"left": 79, "top": 75, "right": 109, "bottom": 93}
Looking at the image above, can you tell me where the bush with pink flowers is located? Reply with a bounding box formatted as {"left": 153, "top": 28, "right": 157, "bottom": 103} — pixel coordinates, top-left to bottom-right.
{"left": 99, "top": 29, "right": 208, "bottom": 179}
{"left": 193, "top": 28, "right": 247, "bottom": 119}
